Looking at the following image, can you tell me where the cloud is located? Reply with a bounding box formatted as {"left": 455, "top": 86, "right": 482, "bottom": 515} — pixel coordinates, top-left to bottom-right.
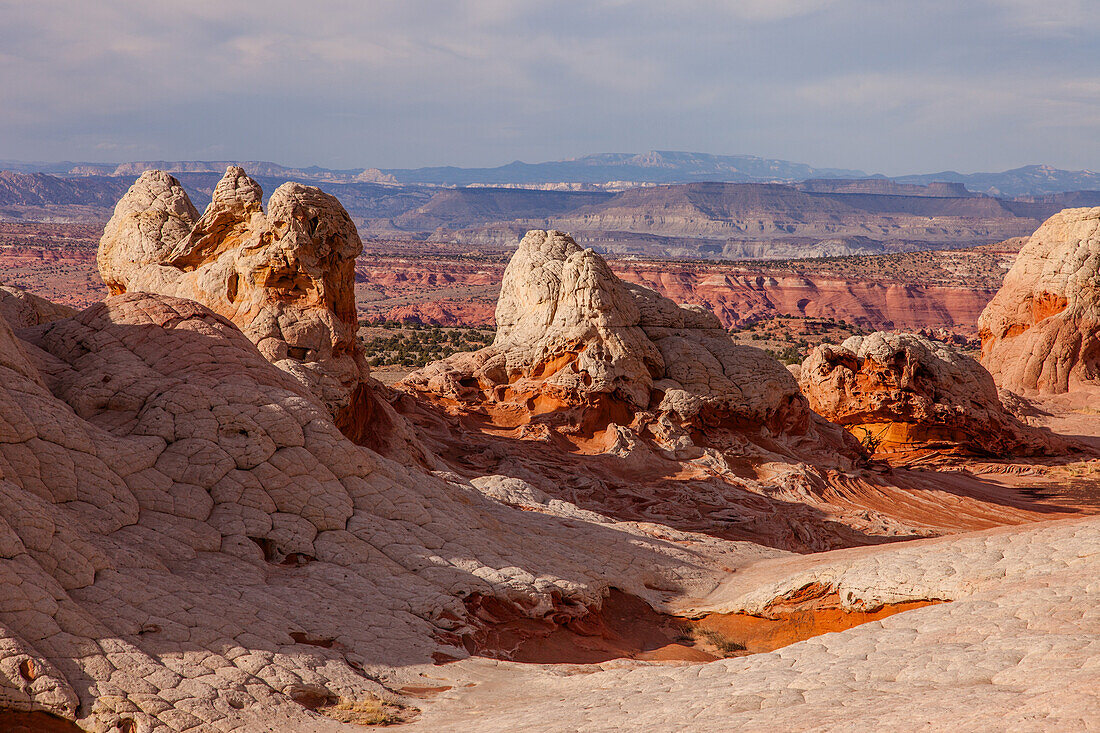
{"left": 0, "top": 0, "right": 1096, "bottom": 173}
{"left": 985, "top": 0, "right": 1100, "bottom": 35}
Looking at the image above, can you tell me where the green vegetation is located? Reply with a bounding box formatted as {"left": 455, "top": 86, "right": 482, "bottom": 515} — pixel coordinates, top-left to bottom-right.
{"left": 698, "top": 628, "right": 748, "bottom": 656}
{"left": 359, "top": 320, "right": 495, "bottom": 368}
{"left": 729, "top": 315, "right": 868, "bottom": 365}
{"left": 852, "top": 425, "right": 886, "bottom": 453}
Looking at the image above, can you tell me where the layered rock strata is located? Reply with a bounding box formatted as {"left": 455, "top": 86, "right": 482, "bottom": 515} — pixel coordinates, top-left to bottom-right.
{"left": 800, "top": 332, "right": 1062, "bottom": 458}
{"left": 978, "top": 206, "right": 1100, "bottom": 393}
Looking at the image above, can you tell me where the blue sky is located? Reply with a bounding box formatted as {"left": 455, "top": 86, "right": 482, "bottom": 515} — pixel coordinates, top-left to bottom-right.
{"left": 0, "top": 0, "right": 1097, "bottom": 174}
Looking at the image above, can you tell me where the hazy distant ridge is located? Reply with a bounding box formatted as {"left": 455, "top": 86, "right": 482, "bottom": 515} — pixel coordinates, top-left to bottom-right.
{"left": 4, "top": 152, "right": 1097, "bottom": 197}
{"left": 380, "top": 151, "right": 868, "bottom": 186}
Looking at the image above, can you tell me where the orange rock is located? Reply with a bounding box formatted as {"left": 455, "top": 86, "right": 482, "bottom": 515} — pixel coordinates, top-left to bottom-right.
{"left": 402, "top": 230, "right": 863, "bottom": 466}
{"left": 978, "top": 207, "right": 1100, "bottom": 393}
{"left": 95, "top": 166, "right": 428, "bottom": 458}
{"left": 800, "top": 332, "right": 1063, "bottom": 459}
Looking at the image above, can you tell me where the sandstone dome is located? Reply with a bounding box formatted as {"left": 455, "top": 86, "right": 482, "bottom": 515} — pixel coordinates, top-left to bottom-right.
{"left": 978, "top": 206, "right": 1100, "bottom": 394}
{"left": 401, "top": 230, "right": 863, "bottom": 465}
{"left": 98, "top": 167, "right": 366, "bottom": 415}
{"left": 95, "top": 167, "right": 424, "bottom": 459}
{"left": 799, "top": 331, "right": 1062, "bottom": 459}
{"left": 0, "top": 292, "right": 761, "bottom": 730}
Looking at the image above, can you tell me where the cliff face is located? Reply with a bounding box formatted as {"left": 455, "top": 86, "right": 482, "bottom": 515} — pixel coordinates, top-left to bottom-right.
{"left": 489, "top": 182, "right": 1038, "bottom": 258}
{"left": 354, "top": 247, "right": 1002, "bottom": 333}
{"left": 800, "top": 332, "right": 1063, "bottom": 459}
{"left": 615, "top": 268, "right": 997, "bottom": 333}
{"left": 978, "top": 207, "right": 1100, "bottom": 393}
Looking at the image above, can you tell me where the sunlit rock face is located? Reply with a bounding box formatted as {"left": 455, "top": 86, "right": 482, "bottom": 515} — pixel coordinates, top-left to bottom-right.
{"left": 800, "top": 331, "right": 1063, "bottom": 459}
{"left": 402, "top": 229, "right": 863, "bottom": 465}
{"left": 0, "top": 291, "right": 744, "bottom": 730}
{"left": 98, "top": 166, "right": 367, "bottom": 420}
{"left": 978, "top": 206, "right": 1100, "bottom": 394}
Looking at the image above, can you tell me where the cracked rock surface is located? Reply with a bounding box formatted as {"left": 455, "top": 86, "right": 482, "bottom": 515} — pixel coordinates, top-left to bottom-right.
{"left": 97, "top": 167, "right": 367, "bottom": 422}
{"left": 407, "top": 513, "right": 1100, "bottom": 732}
{"left": 0, "top": 292, "right": 772, "bottom": 731}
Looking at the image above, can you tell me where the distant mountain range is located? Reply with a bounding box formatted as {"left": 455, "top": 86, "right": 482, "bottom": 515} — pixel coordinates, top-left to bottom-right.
{"left": 4, "top": 154, "right": 1100, "bottom": 261}
{"left": 380, "top": 151, "right": 866, "bottom": 186}
{"left": 893, "top": 165, "right": 1100, "bottom": 198}
{"left": 3, "top": 152, "right": 1098, "bottom": 196}
{"left": 6, "top": 168, "right": 1100, "bottom": 260}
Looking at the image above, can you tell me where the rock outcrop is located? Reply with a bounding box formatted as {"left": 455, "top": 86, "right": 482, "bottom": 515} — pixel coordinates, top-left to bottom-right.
{"left": 0, "top": 285, "right": 77, "bottom": 327}
{"left": 800, "top": 332, "right": 1061, "bottom": 458}
{"left": 978, "top": 206, "right": 1100, "bottom": 393}
{"left": 402, "top": 230, "right": 862, "bottom": 463}
{"left": 0, "top": 292, "right": 752, "bottom": 730}
{"left": 4, "top": 192, "right": 1100, "bottom": 731}
{"left": 95, "top": 167, "right": 420, "bottom": 455}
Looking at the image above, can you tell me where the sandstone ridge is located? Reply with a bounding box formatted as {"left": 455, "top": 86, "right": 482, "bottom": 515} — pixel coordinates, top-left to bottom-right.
{"left": 978, "top": 206, "right": 1100, "bottom": 393}
{"left": 0, "top": 292, "right": 759, "bottom": 730}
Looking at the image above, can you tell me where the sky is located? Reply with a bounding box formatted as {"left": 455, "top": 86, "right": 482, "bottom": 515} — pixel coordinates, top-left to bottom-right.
{"left": 0, "top": 0, "right": 1097, "bottom": 175}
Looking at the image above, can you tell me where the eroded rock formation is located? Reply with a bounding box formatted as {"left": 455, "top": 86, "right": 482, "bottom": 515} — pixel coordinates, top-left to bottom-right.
{"left": 0, "top": 292, "right": 753, "bottom": 730}
{"left": 978, "top": 206, "right": 1100, "bottom": 393}
{"left": 402, "top": 230, "right": 862, "bottom": 464}
{"left": 95, "top": 167, "right": 426, "bottom": 458}
{"left": 2, "top": 186, "right": 1099, "bottom": 732}
{"left": 800, "top": 332, "right": 1061, "bottom": 459}
{"left": 99, "top": 167, "right": 365, "bottom": 413}
{"left": 0, "top": 285, "right": 77, "bottom": 327}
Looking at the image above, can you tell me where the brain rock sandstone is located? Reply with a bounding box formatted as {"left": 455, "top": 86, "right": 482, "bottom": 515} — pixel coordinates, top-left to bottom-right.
{"left": 0, "top": 285, "right": 77, "bottom": 328}
{"left": 0, "top": 292, "right": 758, "bottom": 731}
{"left": 800, "top": 332, "right": 1061, "bottom": 458}
{"left": 402, "top": 230, "right": 862, "bottom": 464}
{"left": 97, "top": 167, "right": 377, "bottom": 436}
{"left": 978, "top": 206, "right": 1100, "bottom": 393}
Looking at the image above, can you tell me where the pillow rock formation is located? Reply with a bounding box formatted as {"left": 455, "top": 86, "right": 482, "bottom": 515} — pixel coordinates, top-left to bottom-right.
{"left": 96, "top": 167, "right": 394, "bottom": 450}
{"left": 799, "top": 332, "right": 1061, "bottom": 459}
{"left": 0, "top": 291, "right": 767, "bottom": 731}
{"left": 0, "top": 284, "right": 77, "bottom": 328}
{"left": 978, "top": 206, "right": 1100, "bottom": 393}
{"left": 402, "top": 230, "right": 862, "bottom": 465}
